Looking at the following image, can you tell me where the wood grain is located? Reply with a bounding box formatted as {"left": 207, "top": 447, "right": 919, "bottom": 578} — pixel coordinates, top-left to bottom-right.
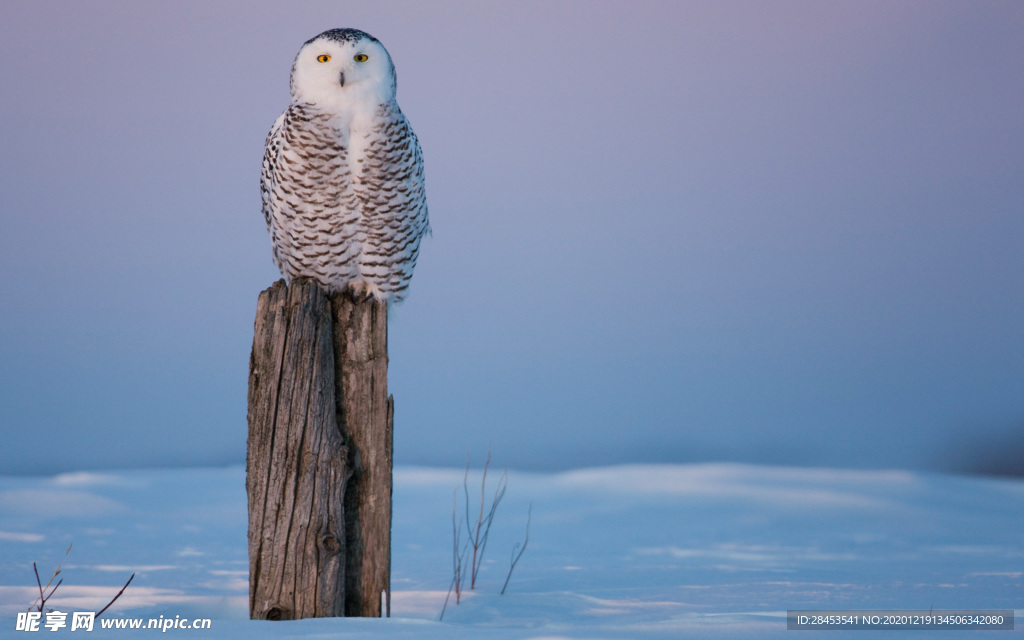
{"left": 331, "top": 292, "right": 392, "bottom": 617}
{"left": 246, "top": 278, "right": 392, "bottom": 619}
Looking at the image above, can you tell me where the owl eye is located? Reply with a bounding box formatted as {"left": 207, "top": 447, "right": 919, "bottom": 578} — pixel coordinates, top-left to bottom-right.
{"left": 316, "top": 54, "right": 331, "bottom": 63}
{"left": 354, "top": 53, "right": 369, "bottom": 62}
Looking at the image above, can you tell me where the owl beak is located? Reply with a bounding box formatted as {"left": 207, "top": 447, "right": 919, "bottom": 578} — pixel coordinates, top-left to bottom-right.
{"left": 339, "top": 71, "right": 346, "bottom": 87}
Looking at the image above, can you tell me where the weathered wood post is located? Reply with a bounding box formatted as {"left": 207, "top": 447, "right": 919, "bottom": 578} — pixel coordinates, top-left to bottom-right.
{"left": 246, "top": 278, "right": 392, "bottom": 619}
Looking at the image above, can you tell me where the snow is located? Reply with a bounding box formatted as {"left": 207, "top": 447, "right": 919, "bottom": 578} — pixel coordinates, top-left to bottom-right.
{"left": 1, "top": 464, "right": 1021, "bottom": 638}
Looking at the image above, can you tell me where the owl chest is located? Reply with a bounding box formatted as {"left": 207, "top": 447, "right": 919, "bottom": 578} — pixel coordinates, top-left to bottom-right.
{"left": 284, "top": 116, "right": 379, "bottom": 194}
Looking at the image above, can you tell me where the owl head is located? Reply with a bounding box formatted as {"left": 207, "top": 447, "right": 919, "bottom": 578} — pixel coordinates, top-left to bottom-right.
{"left": 290, "top": 29, "right": 398, "bottom": 110}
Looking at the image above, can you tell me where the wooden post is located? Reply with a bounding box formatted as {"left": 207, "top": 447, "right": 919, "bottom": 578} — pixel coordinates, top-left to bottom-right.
{"left": 246, "top": 278, "right": 392, "bottom": 620}
{"left": 332, "top": 292, "right": 393, "bottom": 617}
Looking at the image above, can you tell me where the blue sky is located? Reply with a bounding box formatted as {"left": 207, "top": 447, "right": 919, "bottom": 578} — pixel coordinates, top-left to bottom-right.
{"left": 1, "top": 1, "right": 1022, "bottom": 474}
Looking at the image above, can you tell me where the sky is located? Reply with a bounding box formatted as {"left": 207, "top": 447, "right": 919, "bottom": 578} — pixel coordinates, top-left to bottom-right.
{"left": 0, "top": 1, "right": 1022, "bottom": 475}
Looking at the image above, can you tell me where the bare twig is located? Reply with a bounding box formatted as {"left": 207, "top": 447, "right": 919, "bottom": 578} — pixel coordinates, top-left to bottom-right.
{"left": 32, "top": 563, "right": 44, "bottom": 612}
{"left": 462, "top": 456, "right": 472, "bottom": 554}
{"left": 95, "top": 573, "right": 135, "bottom": 619}
{"left": 463, "top": 448, "right": 507, "bottom": 590}
{"left": 44, "top": 579, "right": 63, "bottom": 603}
{"left": 443, "top": 449, "right": 514, "bottom": 618}
{"left": 28, "top": 545, "right": 131, "bottom": 618}
{"left": 501, "top": 504, "right": 531, "bottom": 595}
{"left": 453, "top": 493, "right": 464, "bottom": 605}
{"left": 439, "top": 574, "right": 455, "bottom": 621}
{"left": 474, "top": 469, "right": 507, "bottom": 588}
{"left": 440, "top": 490, "right": 469, "bottom": 621}
{"left": 30, "top": 566, "right": 63, "bottom": 613}
{"left": 30, "top": 544, "right": 71, "bottom": 612}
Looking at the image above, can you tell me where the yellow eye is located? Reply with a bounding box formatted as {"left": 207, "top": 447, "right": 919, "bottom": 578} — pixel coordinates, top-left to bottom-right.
{"left": 316, "top": 54, "right": 331, "bottom": 63}
{"left": 354, "top": 53, "right": 368, "bottom": 62}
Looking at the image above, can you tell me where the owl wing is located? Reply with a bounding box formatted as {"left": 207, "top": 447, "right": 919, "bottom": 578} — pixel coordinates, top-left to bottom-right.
{"left": 260, "top": 110, "right": 288, "bottom": 232}
{"left": 360, "top": 104, "right": 430, "bottom": 299}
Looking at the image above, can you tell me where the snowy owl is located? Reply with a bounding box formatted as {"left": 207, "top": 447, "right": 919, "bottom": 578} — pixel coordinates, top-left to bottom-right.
{"left": 261, "top": 28, "right": 429, "bottom": 303}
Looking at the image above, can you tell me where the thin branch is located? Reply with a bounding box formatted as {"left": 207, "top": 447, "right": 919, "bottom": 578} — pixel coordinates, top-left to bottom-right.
{"left": 444, "top": 448, "right": 514, "bottom": 618}
{"left": 463, "top": 447, "right": 508, "bottom": 590}
{"left": 469, "top": 451, "right": 489, "bottom": 589}
{"left": 95, "top": 573, "right": 134, "bottom": 619}
{"left": 27, "top": 545, "right": 129, "bottom": 618}
{"left": 441, "top": 489, "right": 469, "bottom": 621}
{"left": 501, "top": 504, "right": 531, "bottom": 595}
{"left": 439, "top": 574, "right": 456, "bottom": 621}
{"left": 29, "top": 545, "right": 72, "bottom": 613}
{"left": 44, "top": 579, "right": 63, "bottom": 602}
{"left": 454, "top": 493, "right": 464, "bottom": 605}
{"left": 471, "top": 469, "right": 506, "bottom": 589}
{"left": 462, "top": 455, "right": 473, "bottom": 541}
{"left": 32, "top": 563, "right": 44, "bottom": 612}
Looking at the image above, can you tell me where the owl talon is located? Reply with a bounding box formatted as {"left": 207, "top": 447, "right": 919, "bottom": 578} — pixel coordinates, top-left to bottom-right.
{"left": 346, "top": 280, "right": 377, "bottom": 303}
